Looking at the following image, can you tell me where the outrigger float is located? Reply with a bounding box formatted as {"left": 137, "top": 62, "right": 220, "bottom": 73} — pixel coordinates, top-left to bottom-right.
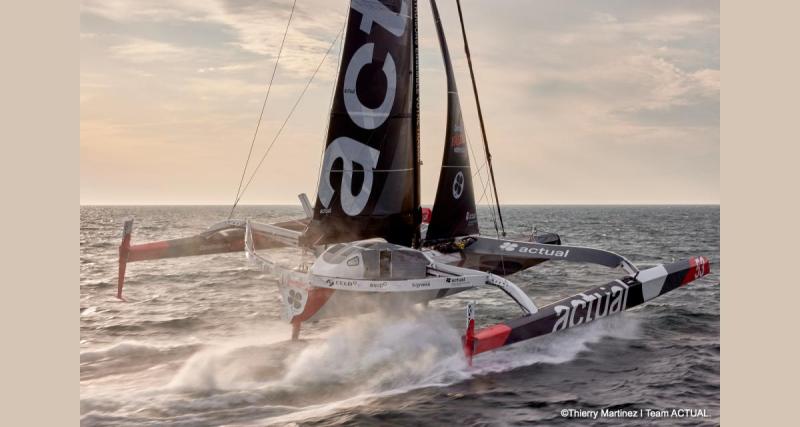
{"left": 115, "top": 0, "right": 711, "bottom": 366}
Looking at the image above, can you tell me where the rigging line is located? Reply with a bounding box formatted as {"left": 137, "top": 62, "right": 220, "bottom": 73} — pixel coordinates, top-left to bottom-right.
{"left": 463, "top": 126, "right": 504, "bottom": 272}
{"left": 465, "top": 128, "right": 501, "bottom": 237}
{"left": 463, "top": 128, "right": 486, "bottom": 195}
{"left": 229, "top": 0, "right": 298, "bottom": 219}
{"left": 466, "top": 125, "right": 502, "bottom": 274}
{"left": 465, "top": 130, "right": 493, "bottom": 218}
{"left": 469, "top": 142, "right": 492, "bottom": 205}
{"left": 461, "top": 37, "right": 498, "bottom": 240}
{"left": 233, "top": 27, "right": 345, "bottom": 206}
{"left": 313, "top": 6, "right": 349, "bottom": 204}
{"left": 472, "top": 158, "right": 487, "bottom": 177}
{"left": 470, "top": 138, "right": 501, "bottom": 240}
{"left": 455, "top": 0, "right": 506, "bottom": 236}
{"left": 466, "top": 134, "right": 490, "bottom": 203}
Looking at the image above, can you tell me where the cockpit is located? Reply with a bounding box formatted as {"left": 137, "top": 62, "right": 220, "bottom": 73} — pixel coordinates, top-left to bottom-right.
{"left": 310, "top": 239, "right": 430, "bottom": 280}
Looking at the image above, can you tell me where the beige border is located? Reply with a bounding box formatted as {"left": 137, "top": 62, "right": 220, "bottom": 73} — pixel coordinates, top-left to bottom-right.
{"left": 1, "top": 0, "right": 77, "bottom": 425}
{"left": 15, "top": 0, "right": 800, "bottom": 424}
{"left": 723, "top": 1, "right": 799, "bottom": 425}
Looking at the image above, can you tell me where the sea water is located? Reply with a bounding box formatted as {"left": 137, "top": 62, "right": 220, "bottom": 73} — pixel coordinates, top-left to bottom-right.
{"left": 80, "top": 205, "right": 719, "bottom": 426}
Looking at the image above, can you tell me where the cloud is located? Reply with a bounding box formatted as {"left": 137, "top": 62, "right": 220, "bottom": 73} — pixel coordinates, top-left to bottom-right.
{"left": 81, "top": 0, "right": 719, "bottom": 204}
{"left": 82, "top": 1, "right": 344, "bottom": 53}
{"left": 80, "top": 0, "right": 219, "bottom": 22}
{"left": 109, "top": 39, "right": 189, "bottom": 63}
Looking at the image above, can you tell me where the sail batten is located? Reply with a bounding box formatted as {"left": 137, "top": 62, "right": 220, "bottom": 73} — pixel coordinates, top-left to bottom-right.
{"left": 425, "top": 0, "right": 479, "bottom": 243}
{"left": 304, "top": 0, "right": 418, "bottom": 247}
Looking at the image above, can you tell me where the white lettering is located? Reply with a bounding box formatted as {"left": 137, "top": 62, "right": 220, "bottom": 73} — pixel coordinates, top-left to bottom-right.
{"left": 344, "top": 43, "right": 397, "bottom": 130}
{"left": 318, "top": 137, "right": 380, "bottom": 215}
{"left": 553, "top": 305, "right": 570, "bottom": 332}
{"left": 569, "top": 298, "right": 586, "bottom": 327}
{"left": 351, "top": 0, "right": 408, "bottom": 36}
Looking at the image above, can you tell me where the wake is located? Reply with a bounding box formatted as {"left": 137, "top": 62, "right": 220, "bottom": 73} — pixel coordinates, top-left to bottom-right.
{"left": 81, "top": 310, "right": 641, "bottom": 426}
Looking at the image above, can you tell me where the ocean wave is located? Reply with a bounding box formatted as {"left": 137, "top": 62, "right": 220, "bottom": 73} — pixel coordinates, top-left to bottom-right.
{"left": 98, "top": 315, "right": 205, "bottom": 333}
{"left": 81, "top": 340, "right": 203, "bottom": 382}
{"left": 81, "top": 341, "right": 201, "bottom": 364}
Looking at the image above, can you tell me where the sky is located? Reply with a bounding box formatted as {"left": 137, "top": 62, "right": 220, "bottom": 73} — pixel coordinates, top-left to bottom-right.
{"left": 80, "top": 0, "right": 719, "bottom": 205}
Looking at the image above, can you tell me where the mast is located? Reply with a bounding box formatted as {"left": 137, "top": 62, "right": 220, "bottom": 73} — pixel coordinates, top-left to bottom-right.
{"left": 454, "top": 0, "right": 506, "bottom": 237}
{"left": 411, "top": 0, "right": 421, "bottom": 248}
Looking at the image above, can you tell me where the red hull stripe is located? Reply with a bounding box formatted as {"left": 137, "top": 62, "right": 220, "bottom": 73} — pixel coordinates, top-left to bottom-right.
{"left": 294, "top": 288, "right": 335, "bottom": 323}
{"left": 126, "top": 238, "right": 246, "bottom": 262}
{"left": 129, "top": 241, "right": 171, "bottom": 257}
{"left": 473, "top": 324, "right": 512, "bottom": 355}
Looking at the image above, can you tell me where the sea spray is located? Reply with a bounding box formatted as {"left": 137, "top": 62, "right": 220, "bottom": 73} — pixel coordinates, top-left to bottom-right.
{"left": 167, "top": 322, "right": 295, "bottom": 392}
{"left": 476, "top": 312, "right": 643, "bottom": 375}
{"left": 252, "top": 313, "right": 645, "bottom": 426}
{"left": 282, "top": 309, "right": 467, "bottom": 393}
{"left": 80, "top": 340, "right": 203, "bottom": 382}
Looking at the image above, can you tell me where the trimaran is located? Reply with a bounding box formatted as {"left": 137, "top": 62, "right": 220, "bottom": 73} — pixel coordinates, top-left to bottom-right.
{"left": 114, "top": 0, "right": 711, "bottom": 365}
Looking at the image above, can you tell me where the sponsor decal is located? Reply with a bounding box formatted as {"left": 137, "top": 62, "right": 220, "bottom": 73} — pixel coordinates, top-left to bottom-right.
{"left": 411, "top": 281, "right": 431, "bottom": 288}
{"left": 316, "top": 0, "right": 408, "bottom": 216}
{"left": 519, "top": 246, "right": 570, "bottom": 257}
{"left": 446, "top": 277, "right": 467, "bottom": 284}
{"left": 693, "top": 256, "right": 707, "bottom": 280}
{"left": 279, "top": 284, "right": 308, "bottom": 320}
{"left": 498, "top": 242, "right": 570, "bottom": 258}
{"left": 499, "top": 242, "right": 518, "bottom": 251}
{"left": 326, "top": 278, "right": 357, "bottom": 288}
{"left": 451, "top": 133, "right": 465, "bottom": 153}
{"left": 465, "top": 211, "right": 477, "bottom": 222}
{"left": 452, "top": 171, "right": 465, "bottom": 199}
{"left": 451, "top": 122, "right": 465, "bottom": 152}
{"left": 421, "top": 207, "right": 432, "bottom": 223}
{"left": 287, "top": 289, "right": 304, "bottom": 310}
{"left": 369, "top": 282, "right": 389, "bottom": 289}
{"left": 552, "top": 282, "right": 630, "bottom": 332}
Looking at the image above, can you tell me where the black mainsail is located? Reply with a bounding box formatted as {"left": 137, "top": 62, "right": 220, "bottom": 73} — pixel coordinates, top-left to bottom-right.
{"left": 425, "top": 0, "right": 479, "bottom": 243}
{"left": 305, "top": 0, "right": 418, "bottom": 247}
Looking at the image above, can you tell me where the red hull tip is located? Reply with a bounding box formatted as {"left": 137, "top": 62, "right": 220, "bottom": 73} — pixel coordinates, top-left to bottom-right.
{"left": 464, "top": 318, "right": 475, "bottom": 367}
{"left": 682, "top": 256, "right": 711, "bottom": 285}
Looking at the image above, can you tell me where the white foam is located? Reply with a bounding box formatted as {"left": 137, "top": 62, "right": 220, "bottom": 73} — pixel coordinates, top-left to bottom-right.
{"left": 81, "top": 341, "right": 174, "bottom": 364}
{"left": 281, "top": 310, "right": 468, "bottom": 392}
{"left": 166, "top": 322, "right": 293, "bottom": 392}
{"left": 256, "top": 312, "right": 642, "bottom": 425}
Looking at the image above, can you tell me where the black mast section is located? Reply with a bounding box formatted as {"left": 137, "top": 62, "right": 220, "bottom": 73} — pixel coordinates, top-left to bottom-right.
{"left": 412, "top": 0, "right": 422, "bottom": 248}
{"left": 454, "top": 0, "right": 505, "bottom": 237}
